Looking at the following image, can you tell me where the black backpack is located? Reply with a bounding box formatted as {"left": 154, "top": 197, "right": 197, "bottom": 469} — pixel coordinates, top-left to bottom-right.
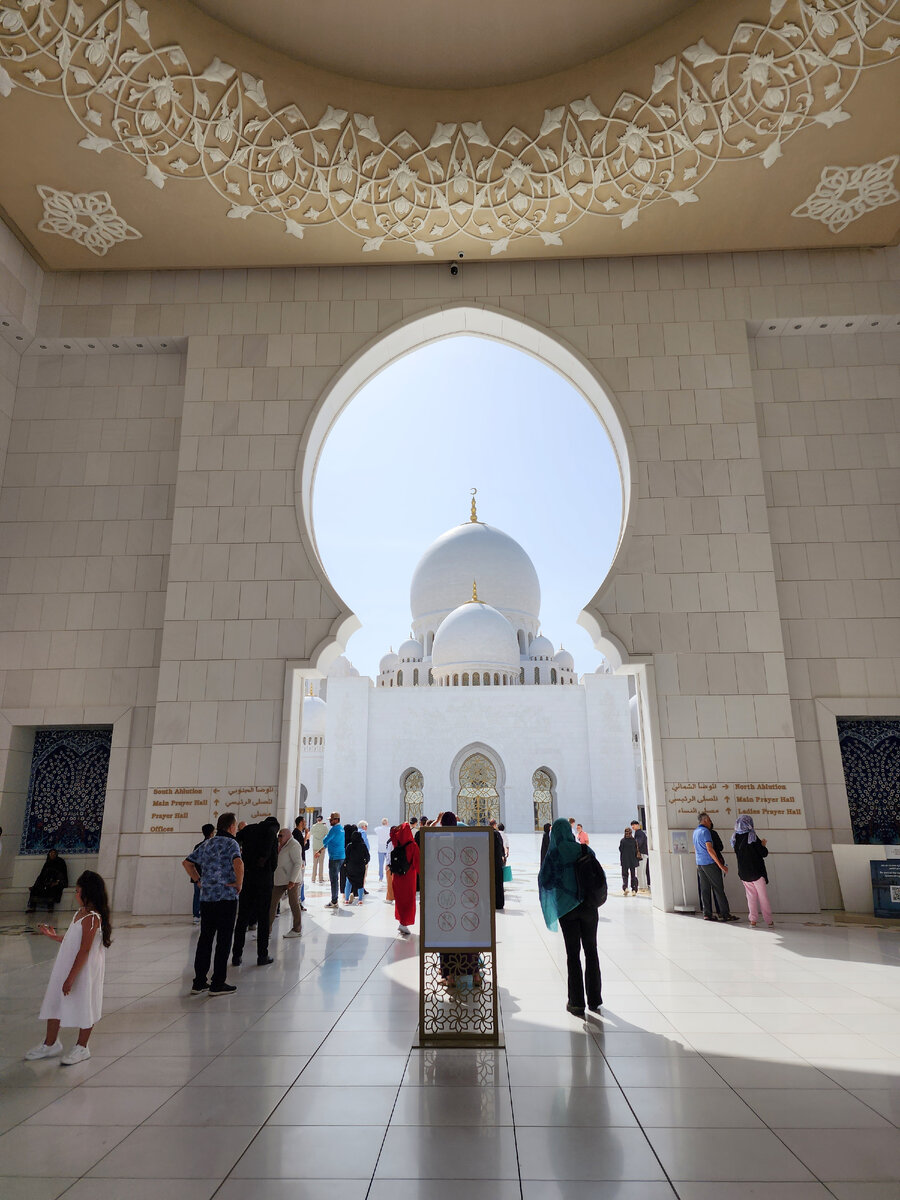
{"left": 575, "top": 851, "right": 608, "bottom": 908}
{"left": 389, "top": 843, "right": 412, "bottom": 876}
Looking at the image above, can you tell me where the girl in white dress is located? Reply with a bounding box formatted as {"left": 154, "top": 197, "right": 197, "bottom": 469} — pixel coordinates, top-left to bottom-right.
{"left": 25, "top": 870, "right": 111, "bottom": 1065}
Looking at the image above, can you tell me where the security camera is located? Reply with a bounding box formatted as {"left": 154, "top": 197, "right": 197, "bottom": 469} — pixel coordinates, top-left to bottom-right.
{"left": 449, "top": 263, "right": 459, "bottom": 276}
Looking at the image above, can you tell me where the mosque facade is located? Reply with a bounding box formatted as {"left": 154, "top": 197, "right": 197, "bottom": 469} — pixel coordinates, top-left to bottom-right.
{"left": 300, "top": 502, "right": 641, "bottom": 834}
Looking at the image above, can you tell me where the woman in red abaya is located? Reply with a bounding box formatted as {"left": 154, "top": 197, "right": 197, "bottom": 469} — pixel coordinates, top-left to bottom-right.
{"left": 391, "top": 822, "right": 419, "bottom": 936}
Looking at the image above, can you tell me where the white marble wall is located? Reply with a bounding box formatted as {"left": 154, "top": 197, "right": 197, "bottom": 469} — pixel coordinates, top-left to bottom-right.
{"left": 0, "top": 236, "right": 896, "bottom": 912}
{"left": 0, "top": 346, "right": 183, "bottom": 907}
{"left": 751, "top": 327, "right": 900, "bottom": 907}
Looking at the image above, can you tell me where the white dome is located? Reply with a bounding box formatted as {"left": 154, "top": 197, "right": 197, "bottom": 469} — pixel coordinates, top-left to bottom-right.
{"left": 379, "top": 651, "right": 399, "bottom": 673}
{"left": 529, "top": 634, "right": 555, "bottom": 660}
{"left": 554, "top": 647, "right": 575, "bottom": 671}
{"left": 398, "top": 638, "right": 423, "bottom": 662}
{"left": 328, "top": 655, "right": 359, "bottom": 678}
{"left": 410, "top": 521, "right": 540, "bottom": 635}
{"left": 302, "top": 694, "right": 327, "bottom": 736}
{"left": 432, "top": 601, "right": 521, "bottom": 673}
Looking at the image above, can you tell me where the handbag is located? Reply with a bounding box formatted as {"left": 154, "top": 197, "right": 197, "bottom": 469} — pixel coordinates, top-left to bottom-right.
{"left": 502, "top": 864, "right": 512, "bottom": 883}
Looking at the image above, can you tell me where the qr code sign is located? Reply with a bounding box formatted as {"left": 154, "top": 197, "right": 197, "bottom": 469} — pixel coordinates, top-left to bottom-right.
{"left": 890, "top": 886, "right": 900, "bottom": 903}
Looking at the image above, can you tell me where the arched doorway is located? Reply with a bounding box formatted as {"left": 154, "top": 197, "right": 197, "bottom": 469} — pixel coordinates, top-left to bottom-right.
{"left": 402, "top": 768, "right": 424, "bottom": 823}
{"left": 532, "top": 767, "right": 555, "bottom": 831}
{"left": 457, "top": 752, "right": 501, "bottom": 826}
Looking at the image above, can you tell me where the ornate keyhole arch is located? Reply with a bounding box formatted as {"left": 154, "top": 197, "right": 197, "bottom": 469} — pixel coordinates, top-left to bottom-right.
{"left": 296, "top": 302, "right": 636, "bottom": 675}
{"left": 532, "top": 767, "right": 556, "bottom": 831}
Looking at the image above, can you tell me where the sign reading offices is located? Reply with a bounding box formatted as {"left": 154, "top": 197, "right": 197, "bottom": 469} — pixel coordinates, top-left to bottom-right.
{"left": 667, "top": 782, "right": 803, "bottom": 823}
{"left": 148, "top": 786, "right": 276, "bottom": 833}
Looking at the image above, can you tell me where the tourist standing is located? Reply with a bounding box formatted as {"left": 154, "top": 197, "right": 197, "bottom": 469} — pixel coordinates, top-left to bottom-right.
{"left": 538, "top": 818, "right": 603, "bottom": 1016}
{"left": 376, "top": 818, "right": 391, "bottom": 881}
{"left": 323, "top": 812, "right": 345, "bottom": 908}
{"left": 631, "top": 820, "right": 649, "bottom": 891}
{"left": 732, "top": 815, "right": 774, "bottom": 927}
{"left": 694, "top": 812, "right": 737, "bottom": 922}
{"left": 292, "top": 815, "right": 309, "bottom": 908}
{"left": 270, "top": 827, "right": 304, "bottom": 938}
{"left": 310, "top": 815, "right": 327, "bottom": 883}
{"left": 539, "top": 822, "right": 551, "bottom": 866}
{"left": 232, "top": 815, "right": 279, "bottom": 965}
{"left": 183, "top": 812, "right": 243, "bottom": 996}
{"left": 619, "top": 827, "right": 639, "bottom": 895}
{"left": 25, "top": 870, "right": 111, "bottom": 1064}
{"left": 390, "top": 821, "right": 419, "bottom": 935}
{"left": 190, "top": 823, "right": 215, "bottom": 924}
{"left": 344, "top": 826, "right": 370, "bottom": 905}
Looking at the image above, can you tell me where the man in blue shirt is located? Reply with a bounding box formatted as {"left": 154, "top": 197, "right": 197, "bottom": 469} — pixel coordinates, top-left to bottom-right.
{"left": 183, "top": 812, "right": 244, "bottom": 995}
{"left": 693, "top": 812, "right": 736, "bottom": 922}
{"left": 323, "top": 811, "right": 345, "bottom": 908}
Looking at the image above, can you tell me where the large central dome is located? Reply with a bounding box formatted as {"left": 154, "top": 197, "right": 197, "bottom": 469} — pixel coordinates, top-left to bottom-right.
{"left": 410, "top": 520, "right": 540, "bottom": 642}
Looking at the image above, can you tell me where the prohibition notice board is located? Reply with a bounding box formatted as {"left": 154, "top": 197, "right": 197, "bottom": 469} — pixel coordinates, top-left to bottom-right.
{"left": 421, "top": 827, "right": 494, "bottom": 950}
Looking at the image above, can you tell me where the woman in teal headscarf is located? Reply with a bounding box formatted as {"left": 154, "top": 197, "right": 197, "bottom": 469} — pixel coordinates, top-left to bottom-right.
{"left": 538, "top": 817, "right": 603, "bottom": 1015}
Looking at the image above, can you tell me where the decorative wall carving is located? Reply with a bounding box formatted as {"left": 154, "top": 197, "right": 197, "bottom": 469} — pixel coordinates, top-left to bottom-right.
{"left": 1, "top": 1, "right": 898, "bottom": 255}
{"left": 791, "top": 154, "right": 900, "bottom": 231}
{"left": 20, "top": 728, "right": 112, "bottom": 855}
{"left": 836, "top": 718, "right": 900, "bottom": 844}
{"left": 36, "top": 184, "right": 141, "bottom": 254}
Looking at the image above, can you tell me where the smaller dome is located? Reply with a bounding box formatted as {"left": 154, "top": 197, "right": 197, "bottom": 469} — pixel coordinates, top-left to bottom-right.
{"left": 432, "top": 601, "right": 520, "bottom": 673}
{"left": 379, "top": 651, "right": 399, "bottom": 673}
{"left": 554, "top": 647, "right": 574, "bottom": 671}
{"left": 302, "top": 694, "right": 327, "bottom": 736}
{"left": 398, "top": 638, "right": 423, "bottom": 662}
{"left": 530, "top": 635, "right": 555, "bottom": 661}
{"left": 328, "top": 655, "right": 359, "bottom": 678}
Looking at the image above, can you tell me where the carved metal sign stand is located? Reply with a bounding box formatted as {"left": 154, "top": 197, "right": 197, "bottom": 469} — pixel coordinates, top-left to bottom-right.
{"left": 417, "top": 825, "right": 500, "bottom": 1047}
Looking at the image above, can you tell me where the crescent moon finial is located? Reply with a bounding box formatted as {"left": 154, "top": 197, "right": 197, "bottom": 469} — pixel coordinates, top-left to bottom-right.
{"left": 470, "top": 487, "right": 478, "bottom": 523}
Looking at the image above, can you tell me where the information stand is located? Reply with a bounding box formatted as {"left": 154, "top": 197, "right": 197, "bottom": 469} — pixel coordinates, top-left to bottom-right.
{"left": 418, "top": 826, "right": 500, "bottom": 1046}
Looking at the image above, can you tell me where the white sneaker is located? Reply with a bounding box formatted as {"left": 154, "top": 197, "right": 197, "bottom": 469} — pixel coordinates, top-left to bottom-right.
{"left": 398, "top": 924, "right": 410, "bottom": 936}
{"left": 24, "top": 1039, "right": 62, "bottom": 1061}
{"left": 60, "top": 1044, "right": 91, "bottom": 1065}
{"left": 283, "top": 929, "right": 302, "bottom": 938}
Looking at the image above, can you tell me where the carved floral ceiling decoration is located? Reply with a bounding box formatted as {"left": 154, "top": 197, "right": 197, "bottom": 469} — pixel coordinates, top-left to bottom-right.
{"left": 791, "top": 154, "right": 900, "bottom": 231}
{"left": 0, "top": 0, "right": 899, "bottom": 265}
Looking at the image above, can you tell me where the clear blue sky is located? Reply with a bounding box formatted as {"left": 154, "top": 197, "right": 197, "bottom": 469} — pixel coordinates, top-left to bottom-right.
{"left": 313, "top": 336, "right": 623, "bottom": 676}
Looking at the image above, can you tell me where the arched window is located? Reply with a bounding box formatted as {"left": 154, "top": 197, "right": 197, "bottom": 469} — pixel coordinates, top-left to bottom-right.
{"left": 457, "top": 753, "right": 500, "bottom": 826}
{"left": 473, "top": 673, "right": 480, "bottom": 686}
{"left": 397, "top": 669, "right": 403, "bottom": 686}
{"left": 428, "top": 668, "right": 434, "bottom": 685}
{"left": 551, "top": 668, "right": 557, "bottom": 684}
{"left": 389, "top": 678, "right": 393, "bottom": 687}
{"left": 493, "top": 673, "right": 499, "bottom": 686}
{"left": 413, "top": 668, "right": 419, "bottom": 686}
{"left": 532, "top": 768, "right": 555, "bottom": 831}
{"left": 403, "top": 768, "right": 424, "bottom": 823}
{"left": 453, "top": 673, "right": 459, "bottom": 686}
{"left": 534, "top": 667, "right": 540, "bottom": 684}
{"left": 462, "top": 673, "right": 469, "bottom": 686}
{"left": 520, "top": 668, "right": 525, "bottom": 684}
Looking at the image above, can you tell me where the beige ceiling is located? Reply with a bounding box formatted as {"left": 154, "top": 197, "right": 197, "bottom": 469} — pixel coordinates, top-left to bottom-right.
{"left": 189, "top": 0, "right": 698, "bottom": 90}
{"left": 0, "top": 0, "right": 898, "bottom": 272}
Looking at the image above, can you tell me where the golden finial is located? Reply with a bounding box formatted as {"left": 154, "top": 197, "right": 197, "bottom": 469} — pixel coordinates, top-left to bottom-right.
{"left": 470, "top": 487, "right": 478, "bottom": 523}
{"left": 472, "top": 579, "right": 479, "bottom": 603}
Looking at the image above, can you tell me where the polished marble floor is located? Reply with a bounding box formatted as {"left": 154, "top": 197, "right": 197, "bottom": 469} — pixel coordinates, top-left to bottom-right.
{"left": 1, "top": 835, "right": 899, "bottom": 1200}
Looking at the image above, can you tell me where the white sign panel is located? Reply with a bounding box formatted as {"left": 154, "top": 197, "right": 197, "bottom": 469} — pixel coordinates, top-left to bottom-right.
{"left": 671, "top": 830, "right": 691, "bottom": 854}
{"left": 422, "top": 828, "right": 493, "bottom": 950}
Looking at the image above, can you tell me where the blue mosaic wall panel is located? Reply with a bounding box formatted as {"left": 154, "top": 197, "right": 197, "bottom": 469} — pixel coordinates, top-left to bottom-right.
{"left": 837, "top": 718, "right": 900, "bottom": 846}
{"left": 19, "top": 728, "right": 112, "bottom": 856}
